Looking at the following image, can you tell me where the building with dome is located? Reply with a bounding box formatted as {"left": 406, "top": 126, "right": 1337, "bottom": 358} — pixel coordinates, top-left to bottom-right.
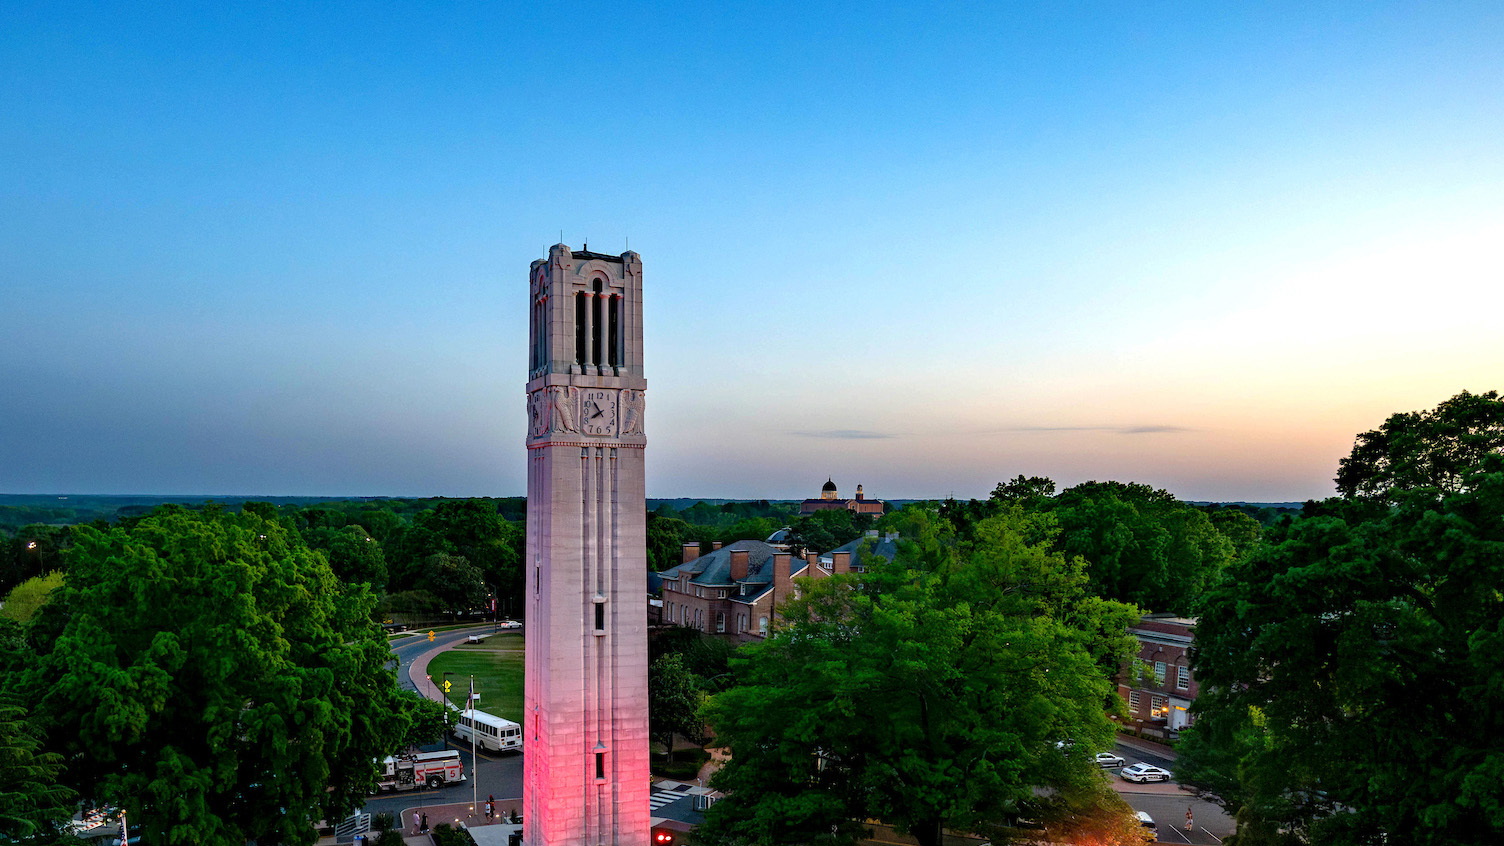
{"left": 799, "top": 478, "right": 885, "bottom": 516}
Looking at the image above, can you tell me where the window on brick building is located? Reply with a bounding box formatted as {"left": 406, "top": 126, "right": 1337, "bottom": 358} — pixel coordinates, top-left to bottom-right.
{"left": 1154, "top": 661, "right": 1167, "bottom": 684}
{"left": 715, "top": 612, "right": 725, "bottom": 633}
{"left": 1177, "top": 666, "right": 1190, "bottom": 690}
{"left": 1151, "top": 695, "right": 1167, "bottom": 719}
{"left": 1129, "top": 691, "right": 1140, "bottom": 710}
{"left": 758, "top": 616, "right": 769, "bottom": 635}
{"left": 718, "top": 589, "right": 727, "bottom": 598}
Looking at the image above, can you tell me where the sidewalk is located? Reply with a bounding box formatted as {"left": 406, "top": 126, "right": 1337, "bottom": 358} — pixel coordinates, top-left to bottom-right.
{"left": 398, "top": 797, "right": 523, "bottom": 834}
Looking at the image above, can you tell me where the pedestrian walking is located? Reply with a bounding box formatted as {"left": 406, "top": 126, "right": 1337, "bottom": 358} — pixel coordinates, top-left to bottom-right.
{"left": 1186, "top": 807, "right": 1194, "bottom": 831}
{"left": 421, "top": 812, "right": 429, "bottom": 833}
{"left": 412, "top": 812, "right": 420, "bottom": 834}
{"left": 486, "top": 799, "right": 494, "bottom": 820}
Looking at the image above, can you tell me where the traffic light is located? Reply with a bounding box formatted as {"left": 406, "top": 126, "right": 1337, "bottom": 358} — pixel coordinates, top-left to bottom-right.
{"left": 428, "top": 630, "right": 436, "bottom": 642}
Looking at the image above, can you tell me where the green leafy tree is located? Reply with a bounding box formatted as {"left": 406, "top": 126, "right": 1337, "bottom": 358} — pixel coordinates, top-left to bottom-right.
{"left": 353, "top": 508, "right": 403, "bottom": 543}
{"left": 645, "top": 512, "right": 689, "bottom": 572}
{"left": 1200, "top": 507, "right": 1263, "bottom": 561}
{"left": 0, "top": 525, "right": 70, "bottom": 595}
{"left": 411, "top": 500, "right": 524, "bottom": 610}
{"left": 699, "top": 508, "right": 1141, "bottom": 846}
{"left": 306, "top": 524, "right": 388, "bottom": 588}
{"left": 417, "top": 553, "right": 487, "bottom": 616}
{"left": 396, "top": 690, "right": 449, "bottom": 749}
{"left": 0, "top": 698, "right": 75, "bottom": 842}
{"left": 1181, "top": 392, "right": 1504, "bottom": 845}
{"left": 18, "top": 504, "right": 407, "bottom": 845}
{"left": 990, "top": 474, "right": 1058, "bottom": 506}
{"left": 0, "top": 571, "right": 64, "bottom": 623}
{"left": 649, "top": 653, "right": 704, "bottom": 764}
{"left": 1335, "top": 389, "right": 1503, "bottom": 502}
{"left": 1049, "top": 481, "right": 1232, "bottom": 614}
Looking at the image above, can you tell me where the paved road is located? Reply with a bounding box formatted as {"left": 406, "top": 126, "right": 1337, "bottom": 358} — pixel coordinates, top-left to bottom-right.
{"left": 374, "top": 631, "right": 1232, "bottom": 843}
{"left": 1107, "top": 740, "right": 1231, "bottom": 844}
{"left": 356, "top": 626, "right": 526, "bottom": 824}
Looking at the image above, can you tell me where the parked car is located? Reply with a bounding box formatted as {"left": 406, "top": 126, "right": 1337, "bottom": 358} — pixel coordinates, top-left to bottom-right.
{"left": 1135, "top": 811, "right": 1157, "bottom": 838}
{"left": 1095, "top": 752, "right": 1126, "bottom": 768}
{"left": 1120, "top": 763, "right": 1173, "bottom": 783}
{"left": 499, "top": 619, "right": 522, "bottom": 630}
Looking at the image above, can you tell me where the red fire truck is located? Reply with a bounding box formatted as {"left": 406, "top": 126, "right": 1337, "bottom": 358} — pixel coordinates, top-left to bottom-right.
{"left": 375, "top": 750, "right": 466, "bottom": 791}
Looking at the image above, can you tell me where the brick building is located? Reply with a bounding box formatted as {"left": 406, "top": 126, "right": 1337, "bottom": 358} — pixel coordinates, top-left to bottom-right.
{"left": 654, "top": 533, "right": 899, "bottom": 643}
{"left": 799, "top": 478, "right": 885, "bottom": 516}
{"left": 1117, "top": 613, "right": 1198, "bottom": 736}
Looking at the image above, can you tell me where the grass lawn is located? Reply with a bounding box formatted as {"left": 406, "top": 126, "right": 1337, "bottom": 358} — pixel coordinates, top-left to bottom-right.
{"left": 424, "top": 634, "right": 525, "bottom": 723}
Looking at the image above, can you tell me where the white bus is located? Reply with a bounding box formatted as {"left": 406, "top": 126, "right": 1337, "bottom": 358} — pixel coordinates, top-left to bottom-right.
{"left": 452, "top": 707, "right": 522, "bottom": 754}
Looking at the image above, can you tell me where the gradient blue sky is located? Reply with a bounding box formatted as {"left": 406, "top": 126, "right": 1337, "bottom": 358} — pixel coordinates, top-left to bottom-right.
{"left": 3, "top": 2, "right": 1501, "bottom": 501}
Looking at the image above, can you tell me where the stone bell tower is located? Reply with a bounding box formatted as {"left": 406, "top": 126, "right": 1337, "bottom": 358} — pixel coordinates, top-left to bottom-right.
{"left": 523, "top": 244, "right": 649, "bottom": 845}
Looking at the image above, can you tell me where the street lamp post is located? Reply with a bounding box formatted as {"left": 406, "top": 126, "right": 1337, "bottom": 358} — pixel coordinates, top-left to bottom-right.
{"left": 441, "top": 672, "right": 455, "bottom": 752}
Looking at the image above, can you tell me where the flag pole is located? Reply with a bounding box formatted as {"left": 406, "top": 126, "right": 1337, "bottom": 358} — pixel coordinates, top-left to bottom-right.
{"left": 470, "top": 674, "right": 477, "bottom": 818}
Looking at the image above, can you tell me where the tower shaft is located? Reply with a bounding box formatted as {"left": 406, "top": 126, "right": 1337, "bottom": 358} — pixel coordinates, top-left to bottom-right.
{"left": 524, "top": 245, "right": 649, "bottom": 845}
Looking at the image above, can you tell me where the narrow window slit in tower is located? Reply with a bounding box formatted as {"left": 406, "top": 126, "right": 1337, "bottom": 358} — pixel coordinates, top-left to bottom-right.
{"left": 608, "top": 296, "right": 619, "bottom": 368}
{"left": 595, "top": 602, "right": 604, "bottom": 631}
{"left": 595, "top": 751, "right": 605, "bottom": 780}
{"left": 575, "top": 292, "right": 587, "bottom": 366}
{"left": 591, "top": 280, "right": 604, "bottom": 367}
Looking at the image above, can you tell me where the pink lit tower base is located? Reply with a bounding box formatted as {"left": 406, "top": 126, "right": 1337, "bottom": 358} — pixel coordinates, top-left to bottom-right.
{"left": 523, "top": 244, "right": 650, "bottom": 845}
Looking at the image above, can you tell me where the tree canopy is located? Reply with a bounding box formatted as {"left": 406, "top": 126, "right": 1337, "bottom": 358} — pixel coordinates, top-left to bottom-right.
{"left": 699, "top": 508, "right": 1142, "bottom": 846}
{"left": 1179, "top": 391, "right": 1504, "bottom": 845}
{"left": 1335, "top": 389, "right": 1504, "bottom": 503}
{"left": 0, "top": 695, "right": 74, "bottom": 842}
{"left": 648, "top": 653, "right": 705, "bottom": 763}
{"left": 15, "top": 504, "right": 408, "bottom": 845}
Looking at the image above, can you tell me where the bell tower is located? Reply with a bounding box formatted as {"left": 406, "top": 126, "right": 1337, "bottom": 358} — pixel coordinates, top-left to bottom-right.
{"left": 524, "top": 244, "right": 649, "bottom": 845}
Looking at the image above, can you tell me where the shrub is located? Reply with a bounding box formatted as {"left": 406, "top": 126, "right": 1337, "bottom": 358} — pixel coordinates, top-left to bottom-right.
{"left": 430, "top": 822, "right": 476, "bottom": 846}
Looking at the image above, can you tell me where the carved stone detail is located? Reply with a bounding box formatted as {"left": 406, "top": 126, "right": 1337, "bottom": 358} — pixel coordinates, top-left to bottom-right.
{"left": 528, "top": 389, "right": 547, "bottom": 437}
{"left": 620, "top": 389, "right": 644, "bottom": 436}
{"left": 548, "top": 385, "right": 578, "bottom": 434}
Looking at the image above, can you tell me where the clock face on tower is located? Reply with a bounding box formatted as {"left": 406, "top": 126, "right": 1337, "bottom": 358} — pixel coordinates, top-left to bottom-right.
{"left": 579, "top": 389, "right": 618, "bottom": 437}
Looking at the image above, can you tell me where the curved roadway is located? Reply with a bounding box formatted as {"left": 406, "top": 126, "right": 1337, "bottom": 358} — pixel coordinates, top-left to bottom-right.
{"left": 359, "top": 625, "right": 524, "bottom": 822}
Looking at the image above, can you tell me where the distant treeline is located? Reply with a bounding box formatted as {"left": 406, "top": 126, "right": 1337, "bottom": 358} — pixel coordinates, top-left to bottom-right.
{"left": 2, "top": 489, "right": 1296, "bottom": 619}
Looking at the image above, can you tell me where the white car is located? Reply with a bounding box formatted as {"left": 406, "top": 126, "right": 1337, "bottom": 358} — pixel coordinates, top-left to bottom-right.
{"left": 1119, "top": 763, "right": 1173, "bottom": 783}
{"left": 498, "top": 619, "right": 522, "bottom": 630}
{"left": 1095, "top": 752, "right": 1126, "bottom": 768}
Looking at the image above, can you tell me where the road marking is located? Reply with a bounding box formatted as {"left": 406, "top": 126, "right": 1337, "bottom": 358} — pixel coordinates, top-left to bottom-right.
{"left": 1200, "top": 826, "right": 1222, "bottom": 843}
{"left": 1159, "top": 820, "right": 1193, "bottom": 843}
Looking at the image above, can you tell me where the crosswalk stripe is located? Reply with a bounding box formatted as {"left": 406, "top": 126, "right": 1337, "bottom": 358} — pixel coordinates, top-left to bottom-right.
{"left": 648, "top": 791, "right": 683, "bottom": 809}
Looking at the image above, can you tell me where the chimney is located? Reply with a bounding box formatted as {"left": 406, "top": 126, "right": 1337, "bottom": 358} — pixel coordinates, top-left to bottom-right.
{"left": 712, "top": 541, "right": 723, "bottom": 551}
{"left": 773, "top": 553, "right": 792, "bottom": 605}
{"left": 806, "top": 551, "right": 819, "bottom": 574}
{"left": 832, "top": 551, "right": 851, "bottom": 575}
{"left": 730, "top": 549, "right": 749, "bottom": 581}
{"left": 682, "top": 542, "right": 701, "bottom": 564}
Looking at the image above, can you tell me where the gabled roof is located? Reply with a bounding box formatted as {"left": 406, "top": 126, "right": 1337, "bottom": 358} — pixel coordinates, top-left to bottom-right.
{"left": 826, "top": 534, "right": 901, "bottom": 569}
{"left": 657, "top": 539, "right": 801, "bottom": 588}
